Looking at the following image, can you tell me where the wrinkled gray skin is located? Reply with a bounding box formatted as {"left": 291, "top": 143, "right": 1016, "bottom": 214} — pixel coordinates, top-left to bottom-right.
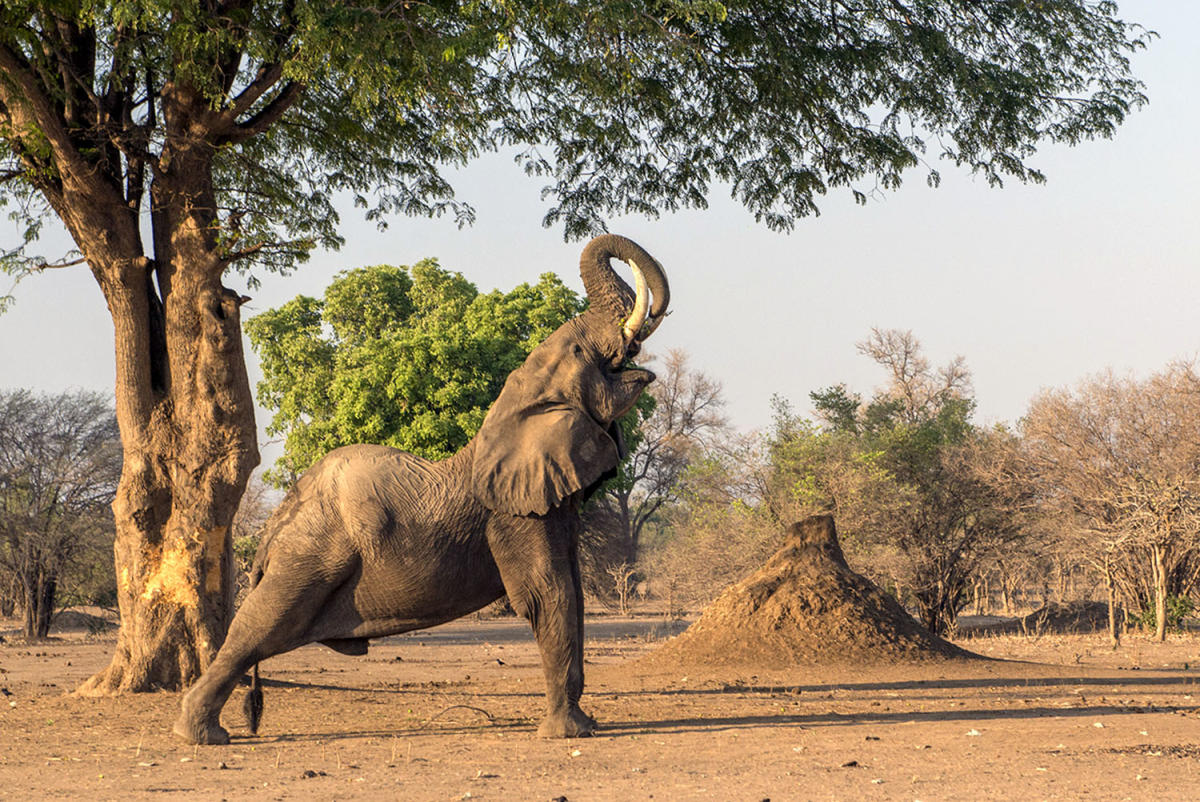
{"left": 173, "top": 234, "right": 669, "bottom": 745}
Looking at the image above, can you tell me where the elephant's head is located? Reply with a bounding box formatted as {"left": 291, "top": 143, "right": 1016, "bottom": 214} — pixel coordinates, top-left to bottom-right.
{"left": 472, "top": 234, "right": 670, "bottom": 516}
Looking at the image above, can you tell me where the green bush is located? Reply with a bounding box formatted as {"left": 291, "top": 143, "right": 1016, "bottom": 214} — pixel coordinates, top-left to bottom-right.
{"left": 1135, "top": 595, "right": 1194, "bottom": 633}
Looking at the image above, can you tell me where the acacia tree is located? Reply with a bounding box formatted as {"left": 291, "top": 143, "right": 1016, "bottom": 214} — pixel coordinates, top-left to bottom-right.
{"left": 0, "top": 3, "right": 1150, "bottom": 692}
{"left": 0, "top": 390, "right": 121, "bottom": 639}
{"left": 773, "top": 329, "right": 1028, "bottom": 633}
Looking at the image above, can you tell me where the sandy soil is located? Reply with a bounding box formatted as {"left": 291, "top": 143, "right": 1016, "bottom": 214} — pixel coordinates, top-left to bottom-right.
{"left": 3, "top": 614, "right": 1200, "bottom": 801}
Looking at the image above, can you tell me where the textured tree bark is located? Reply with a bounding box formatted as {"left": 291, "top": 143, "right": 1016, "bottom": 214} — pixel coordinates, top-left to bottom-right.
{"left": 74, "top": 138, "right": 259, "bottom": 694}
{"left": 77, "top": 260, "right": 258, "bottom": 693}
{"left": 2, "top": 39, "right": 260, "bottom": 690}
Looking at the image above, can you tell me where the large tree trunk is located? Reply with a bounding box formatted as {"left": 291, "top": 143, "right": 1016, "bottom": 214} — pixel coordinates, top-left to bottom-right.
{"left": 75, "top": 135, "right": 259, "bottom": 694}
{"left": 77, "top": 261, "right": 258, "bottom": 693}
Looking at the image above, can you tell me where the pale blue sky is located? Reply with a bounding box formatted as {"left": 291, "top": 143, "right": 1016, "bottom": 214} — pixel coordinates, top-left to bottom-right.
{"left": 2, "top": 0, "right": 1197, "bottom": 470}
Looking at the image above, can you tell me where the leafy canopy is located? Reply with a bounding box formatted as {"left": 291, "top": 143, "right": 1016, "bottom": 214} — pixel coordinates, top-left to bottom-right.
{"left": 245, "top": 260, "right": 585, "bottom": 485}
{"left": 1, "top": 1, "right": 1152, "bottom": 281}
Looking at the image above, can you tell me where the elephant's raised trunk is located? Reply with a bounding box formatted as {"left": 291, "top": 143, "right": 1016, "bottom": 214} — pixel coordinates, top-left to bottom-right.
{"left": 579, "top": 234, "right": 670, "bottom": 347}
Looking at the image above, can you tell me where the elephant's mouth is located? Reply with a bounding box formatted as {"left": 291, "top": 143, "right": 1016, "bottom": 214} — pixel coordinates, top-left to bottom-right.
{"left": 608, "top": 365, "right": 655, "bottom": 421}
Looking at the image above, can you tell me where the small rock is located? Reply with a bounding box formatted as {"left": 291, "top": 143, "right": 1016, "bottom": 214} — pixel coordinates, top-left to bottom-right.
{"left": 841, "top": 760, "right": 859, "bottom": 768}
{"left": 217, "top": 762, "right": 228, "bottom": 770}
{"left": 966, "top": 729, "right": 981, "bottom": 737}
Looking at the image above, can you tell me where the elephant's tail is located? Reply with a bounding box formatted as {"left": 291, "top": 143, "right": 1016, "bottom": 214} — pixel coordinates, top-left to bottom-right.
{"left": 244, "top": 663, "right": 264, "bottom": 734}
{"left": 242, "top": 563, "right": 265, "bottom": 735}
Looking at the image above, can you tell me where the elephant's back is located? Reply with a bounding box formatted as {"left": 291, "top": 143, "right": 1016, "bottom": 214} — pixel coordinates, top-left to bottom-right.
{"left": 258, "top": 445, "right": 431, "bottom": 552}
{"left": 318, "top": 445, "right": 434, "bottom": 535}
{"left": 256, "top": 443, "right": 485, "bottom": 572}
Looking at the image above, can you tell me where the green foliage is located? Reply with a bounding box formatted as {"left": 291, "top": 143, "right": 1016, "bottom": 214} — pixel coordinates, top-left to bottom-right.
{"left": 496, "top": 1, "right": 1153, "bottom": 236}
{"left": 766, "top": 394, "right": 911, "bottom": 545}
{"left": 233, "top": 534, "right": 260, "bottom": 579}
{"left": 0, "top": 0, "right": 1153, "bottom": 286}
{"left": 809, "top": 385, "right": 862, "bottom": 435}
{"left": 1134, "top": 595, "right": 1194, "bottom": 634}
{"left": 246, "top": 260, "right": 586, "bottom": 485}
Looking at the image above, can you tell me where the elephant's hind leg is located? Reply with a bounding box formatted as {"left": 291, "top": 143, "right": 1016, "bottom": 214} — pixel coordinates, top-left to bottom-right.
{"left": 173, "top": 562, "right": 349, "bottom": 744}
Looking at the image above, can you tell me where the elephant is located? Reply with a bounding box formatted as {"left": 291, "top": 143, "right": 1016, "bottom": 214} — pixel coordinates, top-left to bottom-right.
{"left": 172, "top": 233, "right": 669, "bottom": 745}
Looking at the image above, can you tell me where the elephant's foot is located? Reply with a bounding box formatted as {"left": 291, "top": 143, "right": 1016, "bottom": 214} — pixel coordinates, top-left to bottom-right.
{"left": 172, "top": 713, "right": 230, "bottom": 745}
{"left": 538, "top": 705, "right": 597, "bottom": 738}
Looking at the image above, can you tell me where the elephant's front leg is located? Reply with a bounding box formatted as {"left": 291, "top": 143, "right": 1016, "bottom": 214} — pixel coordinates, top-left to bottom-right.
{"left": 488, "top": 514, "right": 595, "bottom": 738}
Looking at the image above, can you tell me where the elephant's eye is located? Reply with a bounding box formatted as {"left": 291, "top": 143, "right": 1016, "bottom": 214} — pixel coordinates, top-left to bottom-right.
{"left": 572, "top": 343, "right": 583, "bottom": 357}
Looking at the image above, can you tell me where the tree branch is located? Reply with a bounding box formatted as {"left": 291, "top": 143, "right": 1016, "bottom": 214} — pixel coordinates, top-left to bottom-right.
{"left": 222, "top": 242, "right": 266, "bottom": 263}
{"left": 221, "top": 80, "right": 304, "bottom": 144}
{"left": 226, "top": 62, "right": 285, "bottom": 120}
{"left": 0, "top": 43, "right": 112, "bottom": 202}
{"left": 34, "top": 256, "right": 88, "bottom": 271}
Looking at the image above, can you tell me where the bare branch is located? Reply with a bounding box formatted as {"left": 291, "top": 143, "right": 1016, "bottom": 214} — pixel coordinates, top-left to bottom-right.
{"left": 34, "top": 255, "right": 88, "bottom": 271}
{"left": 222, "top": 242, "right": 266, "bottom": 263}
{"left": 226, "top": 63, "right": 286, "bottom": 120}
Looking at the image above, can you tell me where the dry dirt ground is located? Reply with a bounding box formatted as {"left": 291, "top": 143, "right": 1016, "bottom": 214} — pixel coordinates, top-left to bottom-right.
{"left": 4, "top": 613, "right": 1200, "bottom": 800}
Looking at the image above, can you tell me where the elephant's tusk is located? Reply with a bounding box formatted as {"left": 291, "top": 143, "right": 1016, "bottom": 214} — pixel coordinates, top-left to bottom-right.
{"left": 621, "top": 259, "right": 650, "bottom": 344}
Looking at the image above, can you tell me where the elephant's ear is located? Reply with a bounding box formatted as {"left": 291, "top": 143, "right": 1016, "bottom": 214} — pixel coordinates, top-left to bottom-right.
{"left": 472, "top": 405, "right": 620, "bottom": 516}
